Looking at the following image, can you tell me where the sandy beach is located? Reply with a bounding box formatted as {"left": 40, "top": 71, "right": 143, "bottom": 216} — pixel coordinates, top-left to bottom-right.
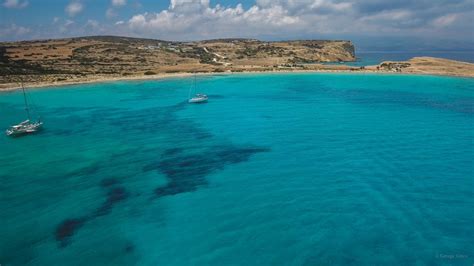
{"left": 1, "top": 57, "right": 473, "bottom": 92}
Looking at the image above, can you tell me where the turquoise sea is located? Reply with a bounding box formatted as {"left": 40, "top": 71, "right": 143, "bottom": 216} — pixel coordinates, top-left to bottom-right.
{"left": 1, "top": 73, "right": 473, "bottom": 266}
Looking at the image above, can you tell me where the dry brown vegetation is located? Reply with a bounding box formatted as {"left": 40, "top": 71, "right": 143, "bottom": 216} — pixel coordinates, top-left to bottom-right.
{"left": 365, "top": 57, "right": 474, "bottom": 77}
{"left": 0, "top": 36, "right": 355, "bottom": 85}
{"left": 402, "top": 57, "right": 474, "bottom": 77}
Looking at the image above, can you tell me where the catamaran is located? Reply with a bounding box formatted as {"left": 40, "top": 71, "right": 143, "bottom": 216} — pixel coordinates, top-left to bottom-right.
{"left": 188, "top": 73, "right": 208, "bottom": 103}
{"left": 5, "top": 82, "right": 43, "bottom": 137}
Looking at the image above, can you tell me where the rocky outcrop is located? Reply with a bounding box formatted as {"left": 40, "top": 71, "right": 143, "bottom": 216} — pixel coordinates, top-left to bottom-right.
{"left": 378, "top": 61, "right": 411, "bottom": 72}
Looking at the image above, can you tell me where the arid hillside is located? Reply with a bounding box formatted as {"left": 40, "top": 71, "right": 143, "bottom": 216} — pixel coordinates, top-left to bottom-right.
{"left": 0, "top": 36, "right": 355, "bottom": 84}
{"left": 370, "top": 57, "right": 474, "bottom": 77}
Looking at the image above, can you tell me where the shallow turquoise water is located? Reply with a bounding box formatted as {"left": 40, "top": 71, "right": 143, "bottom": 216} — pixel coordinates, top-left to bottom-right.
{"left": 1, "top": 73, "right": 473, "bottom": 266}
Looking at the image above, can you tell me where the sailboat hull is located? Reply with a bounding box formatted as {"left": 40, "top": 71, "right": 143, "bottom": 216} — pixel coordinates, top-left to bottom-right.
{"left": 188, "top": 97, "right": 208, "bottom": 103}
{"left": 6, "top": 121, "right": 43, "bottom": 137}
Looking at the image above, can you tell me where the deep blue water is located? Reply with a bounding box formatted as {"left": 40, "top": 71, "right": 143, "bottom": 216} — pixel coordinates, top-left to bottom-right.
{"left": 1, "top": 73, "right": 473, "bottom": 266}
{"left": 327, "top": 51, "right": 474, "bottom": 66}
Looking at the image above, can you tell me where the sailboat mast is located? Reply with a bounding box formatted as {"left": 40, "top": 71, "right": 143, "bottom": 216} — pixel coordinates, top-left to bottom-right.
{"left": 189, "top": 72, "right": 196, "bottom": 99}
{"left": 21, "top": 81, "right": 31, "bottom": 121}
{"left": 194, "top": 72, "right": 197, "bottom": 92}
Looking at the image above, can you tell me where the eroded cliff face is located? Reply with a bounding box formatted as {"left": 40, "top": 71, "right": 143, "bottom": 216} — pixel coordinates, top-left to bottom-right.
{"left": 342, "top": 41, "right": 356, "bottom": 58}
{"left": 0, "top": 36, "right": 355, "bottom": 83}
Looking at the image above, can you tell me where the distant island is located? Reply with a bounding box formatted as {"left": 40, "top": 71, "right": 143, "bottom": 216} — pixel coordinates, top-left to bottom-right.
{"left": 0, "top": 36, "right": 473, "bottom": 90}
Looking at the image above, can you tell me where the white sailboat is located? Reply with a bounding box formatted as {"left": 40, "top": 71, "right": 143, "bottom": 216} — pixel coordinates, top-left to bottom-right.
{"left": 6, "top": 82, "right": 43, "bottom": 137}
{"left": 188, "top": 73, "right": 208, "bottom": 103}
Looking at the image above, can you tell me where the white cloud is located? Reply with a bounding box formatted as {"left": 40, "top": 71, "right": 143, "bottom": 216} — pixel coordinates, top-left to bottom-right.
{"left": 256, "top": 0, "right": 352, "bottom": 14}
{"left": 108, "top": 0, "right": 126, "bottom": 19}
{"left": 59, "top": 19, "right": 75, "bottom": 33}
{"left": 256, "top": 0, "right": 311, "bottom": 9}
{"left": 310, "top": 0, "right": 352, "bottom": 12}
{"left": 106, "top": 7, "right": 117, "bottom": 18}
{"left": 111, "top": 0, "right": 126, "bottom": 7}
{"left": 360, "top": 9, "right": 412, "bottom": 23}
{"left": 356, "top": 9, "right": 426, "bottom": 32}
{"left": 432, "top": 13, "right": 458, "bottom": 27}
{"left": 65, "top": 19, "right": 74, "bottom": 27}
{"left": 0, "top": 24, "right": 30, "bottom": 37}
{"left": 170, "top": 0, "right": 209, "bottom": 10}
{"left": 121, "top": 0, "right": 372, "bottom": 40}
{"left": 86, "top": 19, "right": 99, "bottom": 29}
{"left": 3, "top": 0, "right": 28, "bottom": 9}
{"left": 65, "top": 1, "right": 83, "bottom": 17}
{"left": 127, "top": 2, "right": 301, "bottom": 39}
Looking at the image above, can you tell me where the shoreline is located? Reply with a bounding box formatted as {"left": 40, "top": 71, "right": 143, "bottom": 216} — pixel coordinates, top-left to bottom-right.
{"left": 1, "top": 69, "right": 472, "bottom": 93}
{"left": 1, "top": 57, "right": 473, "bottom": 92}
{"left": 0, "top": 72, "right": 198, "bottom": 92}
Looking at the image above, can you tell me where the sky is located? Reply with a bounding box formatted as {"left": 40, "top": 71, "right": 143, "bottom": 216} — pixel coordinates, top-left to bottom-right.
{"left": 1, "top": 0, "right": 473, "bottom": 50}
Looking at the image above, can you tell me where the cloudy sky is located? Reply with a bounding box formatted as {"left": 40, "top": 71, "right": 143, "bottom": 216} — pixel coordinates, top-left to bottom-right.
{"left": 1, "top": 0, "right": 473, "bottom": 50}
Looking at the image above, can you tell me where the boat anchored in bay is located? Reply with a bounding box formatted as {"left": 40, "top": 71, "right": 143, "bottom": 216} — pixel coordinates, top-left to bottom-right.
{"left": 188, "top": 73, "right": 208, "bottom": 103}
{"left": 6, "top": 82, "right": 43, "bottom": 137}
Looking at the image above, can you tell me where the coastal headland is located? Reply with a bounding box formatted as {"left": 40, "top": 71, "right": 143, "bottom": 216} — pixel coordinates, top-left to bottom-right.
{"left": 1, "top": 36, "right": 473, "bottom": 91}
